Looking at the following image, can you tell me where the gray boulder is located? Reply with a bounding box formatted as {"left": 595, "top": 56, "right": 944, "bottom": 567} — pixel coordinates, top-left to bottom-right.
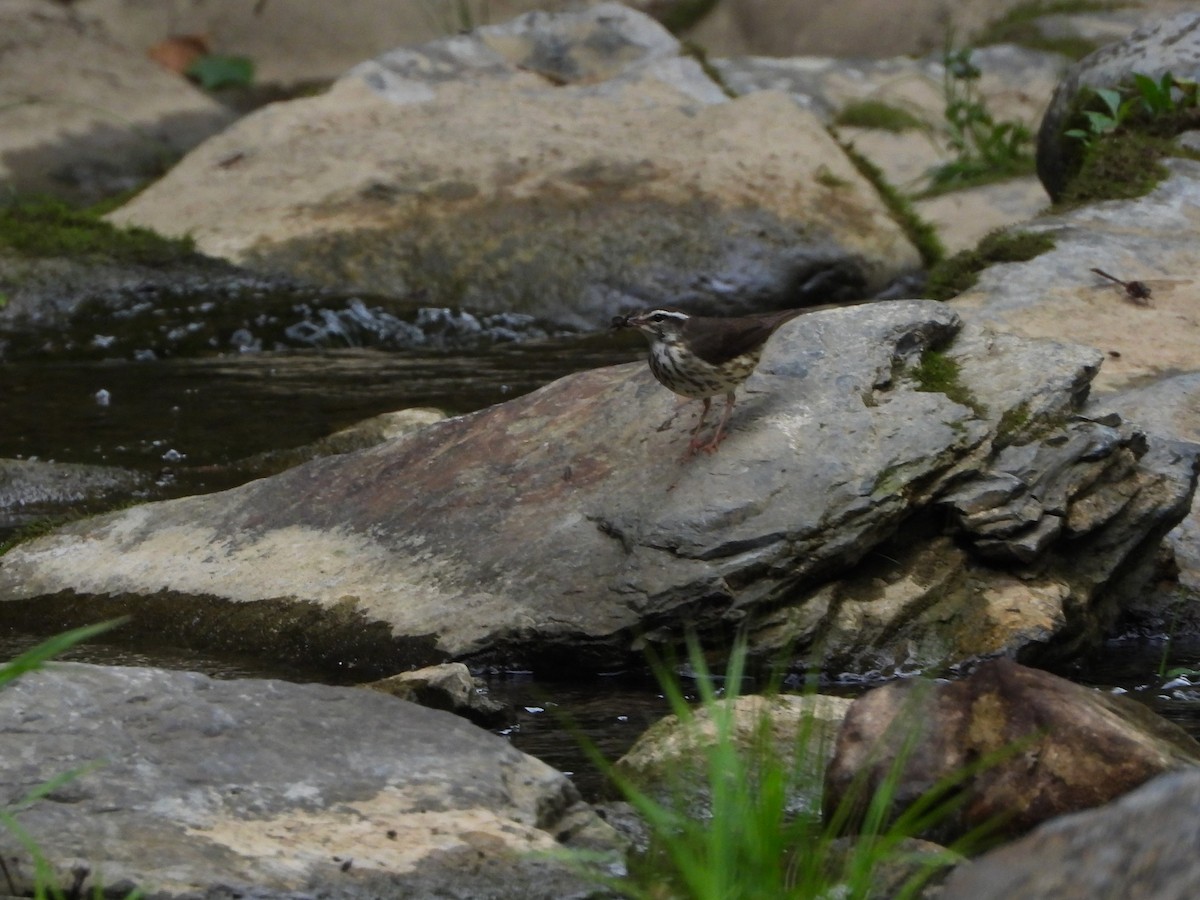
{"left": 108, "top": 4, "right": 922, "bottom": 326}
{"left": 941, "top": 767, "right": 1200, "bottom": 899}
{"left": 0, "top": 300, "right": 1192, "bottom": 677}
{"left": 1099, "top": 372, "right": 1200, "bottom": 629}
{"left": 0, "top": 662, "right": 619, "bottom": 899}
{"left": 950, "top": 160, "right": 1200, "bottom": 627}
{"left": 368, "top": 661, "right": 507, "bottom": 727}
{"left": 1036, "top": 11, "right": 1200, "bottom": 200}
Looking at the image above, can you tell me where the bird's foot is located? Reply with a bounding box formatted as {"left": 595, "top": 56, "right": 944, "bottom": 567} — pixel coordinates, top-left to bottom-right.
{"left": 683, "top": 428, "right": 727, "bottom": 458}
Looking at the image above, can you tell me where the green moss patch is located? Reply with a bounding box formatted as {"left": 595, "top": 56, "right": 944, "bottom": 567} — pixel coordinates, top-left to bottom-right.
{"left": 0, "top": 195, "right": 196, "bottom": 266}
{"left": 911, "top": 348, "right": 986, "bottom": 417}
{"left": 995, "top": 401, "right": 1033, "bottom": 449}
{"left": 924, "top": 228, "right": 1055, "bottom": 301}
{"left": 975, "top": 1, "right": 1113, "bottom": 58}
{"left": 839, "top": 138, "right": 945, "bottom": 268}
{"left": 1055, "top": 81, "right": 1200, "bottom": 206}
{"left": 834, "top": 99, "right": 926, "bottom": 132}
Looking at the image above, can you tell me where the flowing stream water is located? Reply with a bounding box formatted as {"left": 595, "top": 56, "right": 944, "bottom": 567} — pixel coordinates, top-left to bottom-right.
{"left": 2, "top": 338, "right": 1199, "bottom": 798}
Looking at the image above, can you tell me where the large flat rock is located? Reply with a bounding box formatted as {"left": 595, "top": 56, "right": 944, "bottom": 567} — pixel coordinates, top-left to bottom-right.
{"left": 1, "top": 300, "right": 1192, "bottom": 675}
{"left": 0, "top": 662, "right": 615, "bottom": 898}
{"left": 107, "top": 4, "right": 920, "bottom": 325}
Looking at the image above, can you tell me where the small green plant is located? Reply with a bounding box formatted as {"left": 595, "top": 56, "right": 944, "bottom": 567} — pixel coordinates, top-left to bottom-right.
{"left": 1064, "top": 87, "right": 1136, "bottom": 148}
{"left": 590, "top": 634, "right": 987, "bottom": 898}
{"left": 1132, "top": 72, "right": 1196, "bottom": 115}
{"left": 186, "top": 54, "right": 255, "bottom": 91}
{"left": 924, "top": 47, "right": 1035, "bottom": 193}
{"left": 1065, "top": 72, "right": 1200, "bottom": 149}
{"left": 1056, "top": 70, "right": 1200, "bottom": 204}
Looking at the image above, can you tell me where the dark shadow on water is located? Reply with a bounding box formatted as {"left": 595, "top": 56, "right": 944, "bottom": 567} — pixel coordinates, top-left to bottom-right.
{"left": 0, "top": 333, "right": 643, "bottom": 503}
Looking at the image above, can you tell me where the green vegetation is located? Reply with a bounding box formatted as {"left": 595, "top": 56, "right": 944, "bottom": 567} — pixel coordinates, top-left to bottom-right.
{"left": 0, "top": 620, "right": 134, "bottom": 899}
{"left": 681, "top": 40, "right": 737, "bottom": 100}
{"left": 838, "top": 140, "right": 946, "bottom": 268}
{"left": 924, "top": 47, "right": 1036, "bottom": 194}
{"left": 974, "top": 1, "right": 1115, "bottom": 59}
{"left": 924, "top": 228, "right": 1055, "bottom": 301}
{"left": 655, "top": 0, "right": 720, "bottom": 35}
{"left": 0, "top": 195, "right": 195, "bottom": 265}
{"left": 592, "top": 634, "right": 990, "bottom": 899}
{"left": 834, "top": 99, "right": 925, "bottom": 133}
{"left": 911, "top": 349, "right": 986, "bottom": 417}
{"left": 187, "top": 55, "right": 255, "bottom": 91}
{"left": 815, "top": 165, "right": 851, "bottom": 189}
{"left": 1065, "top": 73, "right": 1198, "bottom": 150}
{"left": 1056, "top": 72, "right": 1200, "bottom": 206}
{"left": 995, "top": 401, "right": 1033, "bottom": 449}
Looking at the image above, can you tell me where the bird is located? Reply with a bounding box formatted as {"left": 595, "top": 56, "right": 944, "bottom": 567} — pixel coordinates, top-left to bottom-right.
{"left": 614, "top": 307, "right": 803, "bottom": 455}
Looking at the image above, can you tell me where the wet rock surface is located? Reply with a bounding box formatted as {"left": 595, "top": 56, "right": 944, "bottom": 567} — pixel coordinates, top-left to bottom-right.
{"left": 614, "top": 694, "right": 851, "bottom": 819}
{"left": 368, "top": 661, "right": 508, "bottom": 727}
{"left": 0, "top": 457, "right": 148, "bottom": 530}
{"left": 0, "top": 251, "right": 562, "bottom": 362}
{"left": 0, "top": 300, "right": 1192, "bottom": 677}
{"left": 0, "top": 662, "right": 620, "bottom": 899}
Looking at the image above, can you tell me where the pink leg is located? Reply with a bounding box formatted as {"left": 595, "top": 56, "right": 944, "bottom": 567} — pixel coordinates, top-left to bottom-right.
{"left": 685, "top": 398, "right": 713, "bottom": 456}
{"left": 699, "top": 392, "right": 737, "bottom": 453}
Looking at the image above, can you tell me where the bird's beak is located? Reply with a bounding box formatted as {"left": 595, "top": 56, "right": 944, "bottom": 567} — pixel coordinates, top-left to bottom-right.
{"left": 610, "top": 315, "right": 631, "bottom": 330}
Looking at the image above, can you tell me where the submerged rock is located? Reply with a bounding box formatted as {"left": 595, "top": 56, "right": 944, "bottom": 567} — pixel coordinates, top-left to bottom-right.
{"left": 368, "top": 661, "right": 507, "bottom": 727}
{"left": 614, "top": 693, "right": 852, "bottom": 820}
{"left": 0, "top": 300, "right": 1192, "bottom": 677}
{"left": 0, "top": 457, "right": 147, "bottom": 531}
{"left": 0, "top": 662, "right": 620, "bottom": 899}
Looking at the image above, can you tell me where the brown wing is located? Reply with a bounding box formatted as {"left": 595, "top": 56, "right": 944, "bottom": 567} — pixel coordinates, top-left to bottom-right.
{"left": 682, "top": 310, "right": 803, "bottom": 366}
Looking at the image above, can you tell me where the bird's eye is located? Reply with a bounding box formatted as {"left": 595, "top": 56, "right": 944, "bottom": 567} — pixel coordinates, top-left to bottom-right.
{"left": 650, "top": 312, "right": 666, "bottom": 323}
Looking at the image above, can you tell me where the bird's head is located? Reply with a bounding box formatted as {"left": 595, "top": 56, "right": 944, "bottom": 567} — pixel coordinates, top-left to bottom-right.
{"left": 624, "top": 308, "right": 690, "bottom": 343}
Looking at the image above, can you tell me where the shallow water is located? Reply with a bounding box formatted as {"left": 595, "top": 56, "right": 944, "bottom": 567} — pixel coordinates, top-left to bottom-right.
{"left": 2, "top": 629, "right": 1198, "bottom": 800}
{"left": 0, "top": 333, "right": 641, "bottom": 504}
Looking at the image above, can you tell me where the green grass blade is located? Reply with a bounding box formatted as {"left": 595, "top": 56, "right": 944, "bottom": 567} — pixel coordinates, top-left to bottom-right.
{"left": 0, "top": 619, "right": 127, "bottom": 687}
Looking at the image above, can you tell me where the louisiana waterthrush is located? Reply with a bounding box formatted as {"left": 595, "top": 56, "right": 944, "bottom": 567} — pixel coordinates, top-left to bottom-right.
{"left": 614, "top": 307, "right": 803, "bottom": 454}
